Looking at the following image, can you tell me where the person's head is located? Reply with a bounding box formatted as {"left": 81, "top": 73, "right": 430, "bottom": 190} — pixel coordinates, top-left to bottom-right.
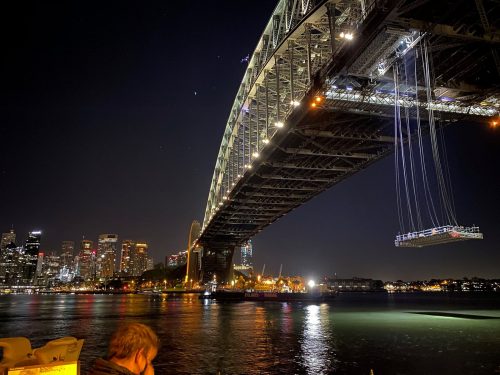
{"left": 107, "top": 322, "right": 159, "bottom": 375}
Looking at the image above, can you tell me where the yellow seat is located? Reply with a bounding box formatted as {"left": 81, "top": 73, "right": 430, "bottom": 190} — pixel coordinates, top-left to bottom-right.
{"left": 33, "top": 345, "right": 68, "bottom": 364}
{"left": 45, "top": 337, "right": 77, "bottom": 347}
{"left": 0, "top": 337, "right": 34, "bottom": 368}
{"left": 65, "top": 339, "right": 84, "bottom": 361}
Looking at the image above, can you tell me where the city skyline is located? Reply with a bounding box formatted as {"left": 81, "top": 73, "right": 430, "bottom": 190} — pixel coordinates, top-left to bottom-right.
{"left": 1, "top": 1, "right": 499, "bottom": 281}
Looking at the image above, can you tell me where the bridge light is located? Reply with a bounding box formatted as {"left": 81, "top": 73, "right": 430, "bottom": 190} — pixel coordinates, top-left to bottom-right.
{"left": 490, "top": 119, "right": 499, "bottom": 128}
{"left": 311, "top": 102, "right": 317, "bottom": 108}
{"left": 263, "top": 138, "right": 270, "bottom": 144}
{"left": 290, "top": 100, "right": 300, "bottom": 107}
{"left": 315, "top": 96, "right": 323, "bottom": 103}
{"left": 252, "top": 152, "right": 260, "bottom": 158}
{"left": 238, "top": 174, "right": 242, "bottom": 178}
{"left": 275, "top": 121, "right": 284, "bottom": 128}
{"left": 340, "top": 31, "right": 353, "bottom": 40}
{"left": 308, "top": 280, "right": 315, "bottom": 288}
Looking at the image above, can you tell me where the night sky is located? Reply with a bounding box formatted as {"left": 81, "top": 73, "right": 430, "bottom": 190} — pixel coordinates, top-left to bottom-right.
{"left": 1, "top": 1, "right": 499, "bottom": 281}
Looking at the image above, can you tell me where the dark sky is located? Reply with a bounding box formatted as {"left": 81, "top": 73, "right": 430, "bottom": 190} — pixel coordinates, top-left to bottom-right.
{"left": 1, "top": 1, "right": 499, "bottom": 281}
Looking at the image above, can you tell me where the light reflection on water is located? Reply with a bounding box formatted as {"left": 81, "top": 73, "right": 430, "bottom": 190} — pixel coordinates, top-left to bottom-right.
{"left": 0, "top": 293, "right": 499, "bottom": 374}
{"left": 300, "top": 304, "right": 336, "bottom": 374}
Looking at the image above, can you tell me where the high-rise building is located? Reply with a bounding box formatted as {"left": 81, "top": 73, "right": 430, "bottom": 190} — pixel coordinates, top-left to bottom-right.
{"left": 23, "top": 231, "right": 41, "bottom": 284}
{"left": 240, "top": 241, "right": 253, "bottom": 268}
{"left": 146, "top": 257, "right": 154, "bottom": 271}
{"left": 131, "top": 243, "right": 148, "bottom": 276}
{"left": 1, "top": 228, "right": 16, "bottom": 254}
{"left": 78, "top": 239, "right": 94, "bottom": 280}
{"left": 60, "top": 241, "right": 75, "bottom": 270}
{"left": 0, "top": 242, "right": 21, "bottom": 284}
{"left": 120, "top": 240, "right": 135, "bottom": 275}
{"left": 233, "top": 241, "right": 254, "bottom": 278}
{"left": 38, "top": 252, "right": 61, "bottom": 286}
{"left": 97, "top": 234, "right": 118, "bottom": 279}
{"left": 0, "top": 228, "right": 17, "bottom": 284}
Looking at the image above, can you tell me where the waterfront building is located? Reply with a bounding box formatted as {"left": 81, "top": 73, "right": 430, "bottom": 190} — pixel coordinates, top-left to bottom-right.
{"left": 97, "top": 234, "right": 118, "bottom": 279}
{"left": 78, "top": 239, "right": 94, "bottom": 280}
{"left": 22, "top": 231, "right": 41, "bottom": 284}
{"left": 325, "top": 277, "right": 384, "bottom": 292}
{"left": 120, "top": 240, "right": 135, "bottom": 276}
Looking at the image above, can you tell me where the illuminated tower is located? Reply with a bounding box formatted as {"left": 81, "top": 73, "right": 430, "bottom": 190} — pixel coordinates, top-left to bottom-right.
{"left": 185, "top": 220, "right": 201, "bottom": 284}
{"left": 23, "top": 231, "right": 41, "bottom": 284}
{"left": 120, "top": 240, "right": 135, "bottom": 275}
{"left": 97, "top": 234, "right": 118, "bottom": 278}
{"left": 131, "top": 242, "right": 148, "bottom": 276}
{"left": 240, "top": 241, "right": 253, "bottom": 268}
{"left": 78, "top": 239, "right": 94, "bottom": 280}
{"left": 60, "top": 240, "right": 75, "bottom": 268}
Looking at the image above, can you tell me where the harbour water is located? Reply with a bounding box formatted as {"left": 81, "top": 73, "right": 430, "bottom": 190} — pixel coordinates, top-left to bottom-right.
{"left": 1, "top": 293, "right": 499, "bottom": 374}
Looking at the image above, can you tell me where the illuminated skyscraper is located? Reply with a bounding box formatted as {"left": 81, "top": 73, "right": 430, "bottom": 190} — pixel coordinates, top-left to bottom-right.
{"left": 60, "top": 241, "right": 75, "bottom": 269}
{"left": 131, "top": 242, "right": 148, "bottom": 276}
{"left": 0, "top": 242, "right": 21, "bottom": 284}
{"left": 233, "top": 241, "right": 253, "bottom": 278}
{"left": 240, "top": 241, "right": 253, "bottom": 268}
{"left": 78, "top": 239, "right": 94, "bottom": 280}
{"left": 23, "top": 231, "right": 41, "bottom": 284}
{"left": 120, "top": 240, "right": 135, "bottom": 275}
{"left": 97, "top": 234, "right": 118, "bottom": 278}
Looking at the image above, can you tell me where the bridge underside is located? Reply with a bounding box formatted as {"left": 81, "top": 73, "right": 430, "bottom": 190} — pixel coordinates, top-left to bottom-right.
{"left": 196, "top": 0, "right": 500, "bottom": 283}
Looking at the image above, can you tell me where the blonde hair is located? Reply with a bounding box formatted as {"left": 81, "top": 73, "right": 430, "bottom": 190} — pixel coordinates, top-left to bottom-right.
{"left": 108, "top": 322, "right": 159, "bottom": 359}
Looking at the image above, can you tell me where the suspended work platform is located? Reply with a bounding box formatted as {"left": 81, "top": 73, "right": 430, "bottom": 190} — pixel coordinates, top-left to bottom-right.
{"left": 395, "top": 226, "right": 483, "bottom": 248}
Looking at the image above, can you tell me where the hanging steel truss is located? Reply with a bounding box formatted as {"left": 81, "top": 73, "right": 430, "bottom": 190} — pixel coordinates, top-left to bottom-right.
{"left": 198, "top": 0, "right": 500, "bottom": 248}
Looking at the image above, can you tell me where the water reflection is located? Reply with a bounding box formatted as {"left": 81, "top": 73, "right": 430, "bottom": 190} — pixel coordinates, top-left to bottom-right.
{"left": 1, "top": 294, "right": 499, "bottom": 374}
{"left": 300, "top": 304, "right": 337, "bottom": 374}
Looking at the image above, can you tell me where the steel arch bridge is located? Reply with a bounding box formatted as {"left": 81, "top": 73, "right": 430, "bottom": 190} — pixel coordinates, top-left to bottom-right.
{"left": 187, "top": 0, "right": 500, "bottom": 283}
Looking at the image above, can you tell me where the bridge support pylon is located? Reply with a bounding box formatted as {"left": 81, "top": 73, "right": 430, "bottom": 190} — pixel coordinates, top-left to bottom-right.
{"left": 199, "top": 244, "right": 235, "bottom": 285}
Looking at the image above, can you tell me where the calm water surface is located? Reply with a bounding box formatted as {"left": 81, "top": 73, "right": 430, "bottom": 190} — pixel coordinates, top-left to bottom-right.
{"left": 1, "top": 293, "right": 499, "bottom": 374}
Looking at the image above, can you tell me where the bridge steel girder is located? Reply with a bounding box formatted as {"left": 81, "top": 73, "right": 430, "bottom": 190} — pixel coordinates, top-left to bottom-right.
{"left": 196, "top": 0, "right": 500, "bottom": 270}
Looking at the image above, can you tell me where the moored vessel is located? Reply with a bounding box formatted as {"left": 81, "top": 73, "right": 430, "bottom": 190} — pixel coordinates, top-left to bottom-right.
{"left": 200, "top": 290, "right": 336, "bottom": 302}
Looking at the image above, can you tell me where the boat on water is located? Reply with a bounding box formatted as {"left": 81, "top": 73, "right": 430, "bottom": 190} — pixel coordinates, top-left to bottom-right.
{"left": 200, "top": 290, "right": 336, "bottom": 302}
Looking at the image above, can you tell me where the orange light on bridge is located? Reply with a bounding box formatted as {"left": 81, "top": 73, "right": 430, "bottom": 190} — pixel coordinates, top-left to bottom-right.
{"left": 490, "top": 119, "right": 499, "bottom": 129}
{"left": 311, "top": 95, "right": 324, "bottom": 109}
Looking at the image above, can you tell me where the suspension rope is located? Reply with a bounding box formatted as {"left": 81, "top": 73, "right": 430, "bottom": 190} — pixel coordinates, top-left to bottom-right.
{"left": 403, "top": 54, "right": 423, "bottom": 230}
{"left": 422, "top": 40, "right": 458, "bottom": 225}
{"left": 394, "top": 63, "right": 416, "bottom": 232}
